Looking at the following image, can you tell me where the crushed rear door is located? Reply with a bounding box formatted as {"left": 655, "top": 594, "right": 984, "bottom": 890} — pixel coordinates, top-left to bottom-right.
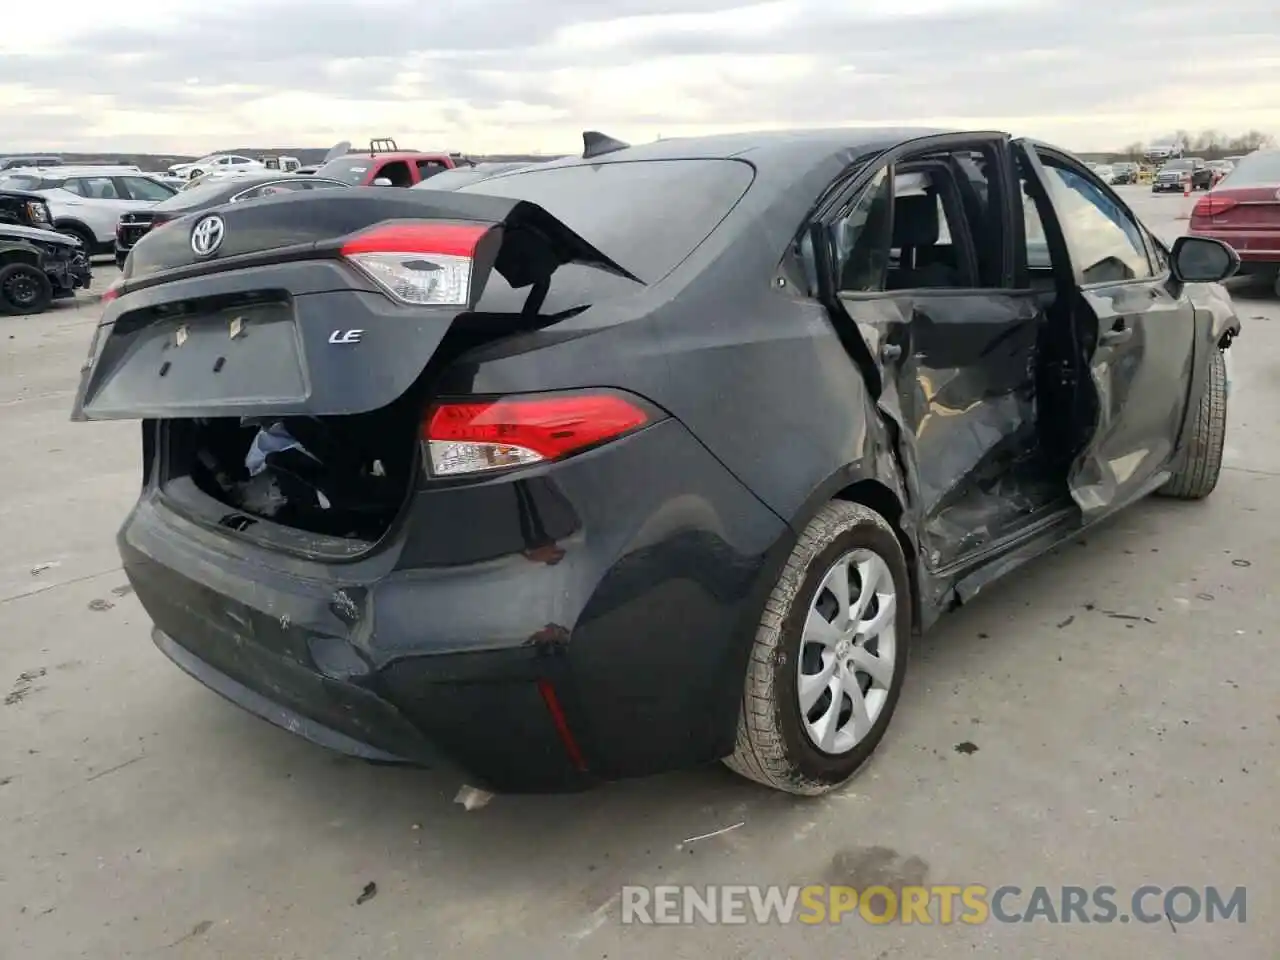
{"left": 71, "top": 191, "right": 635, "bottom": 422}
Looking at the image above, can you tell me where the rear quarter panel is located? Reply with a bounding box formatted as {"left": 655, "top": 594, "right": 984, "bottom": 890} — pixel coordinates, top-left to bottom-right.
{"left": 437, "top": 165, "right": 900, "bottom": 533}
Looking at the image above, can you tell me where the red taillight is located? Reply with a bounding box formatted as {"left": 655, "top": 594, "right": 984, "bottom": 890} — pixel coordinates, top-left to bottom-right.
{"left": 424, "top": 392, "right": 651, "bottom": 476}
{"left": 1193, "top": 197, "right": 1239, "bottom": 217}
{"left": 101, "top": 281, "right": 121, "bottom": 304}
{"left": 341, "top": 222, "right": 490, "bottom": 307}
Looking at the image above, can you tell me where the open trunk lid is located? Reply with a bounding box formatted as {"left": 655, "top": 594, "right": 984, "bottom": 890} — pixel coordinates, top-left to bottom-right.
{"left": 71, "top": 191, "right": 635, "bottom": 422}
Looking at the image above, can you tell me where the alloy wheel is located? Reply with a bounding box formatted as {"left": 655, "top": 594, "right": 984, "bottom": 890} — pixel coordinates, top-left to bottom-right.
{"left": 797, "top": 548, "right": 898, "bottom": 755}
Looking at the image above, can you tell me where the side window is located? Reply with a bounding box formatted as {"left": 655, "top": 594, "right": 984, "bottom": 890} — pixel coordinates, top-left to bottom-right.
{"left": 417, "top": 159, "right": 448, "bottom": 179}
{"left": 66, "top": 176, "right": 118, "bottom": 199}
{"left": 378, "top": 161, "right": 413, "bottom": 187}
{"left": 884, "top": 167, "right": 978, "bottom": 290}
{"left": 1017, "top": 167, "right": 1052, "bottom": 273}
{"left": 1035, "top": 157, "right": 1153, "bottom": 284}
{"left": 60, "top": 178, "right": 85, "bottom": 196}
{"left": 830, "top": 167, "right": 893, "bottom": 293}
{"left": 120, "top": 176, "right": 174, "bottom": 202}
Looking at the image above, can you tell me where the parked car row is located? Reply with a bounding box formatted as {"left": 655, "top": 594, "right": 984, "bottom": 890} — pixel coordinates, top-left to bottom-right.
{"left": 0, "top": 139, "right": 513, "bottom": 315}
{"left": 1189, "top": 149, "right": 1280, "bottom": 296}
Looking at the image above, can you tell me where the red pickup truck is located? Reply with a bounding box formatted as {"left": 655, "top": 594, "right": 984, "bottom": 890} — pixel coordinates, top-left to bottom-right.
{"left": 309, "top": 139, "right": 470, "bottom": 187}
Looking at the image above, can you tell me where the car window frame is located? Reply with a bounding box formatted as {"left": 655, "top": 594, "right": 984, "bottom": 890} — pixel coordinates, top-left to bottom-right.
{"left": 884, "top": 160, "right": 983, "bottom": 291}
{"left": 1029, "top": 146, "right": 1156, "bottom": 287}
{"left": 808, "top": 132, "right": 1016, "bottom": 301}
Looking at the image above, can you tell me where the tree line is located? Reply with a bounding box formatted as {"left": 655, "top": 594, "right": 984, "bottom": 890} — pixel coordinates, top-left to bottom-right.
{"left": 1116, "top": 129, "right": 1275, "bottom": 159}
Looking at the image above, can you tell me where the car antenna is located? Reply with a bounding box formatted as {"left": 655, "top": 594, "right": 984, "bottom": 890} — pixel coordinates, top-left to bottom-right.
{"left": 582, "top": 131, "right": 630, "bottom": 159}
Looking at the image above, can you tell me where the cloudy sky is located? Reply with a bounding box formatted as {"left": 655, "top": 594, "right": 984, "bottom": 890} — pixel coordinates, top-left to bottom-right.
{"left": 2, "top": 0, "right": 1277, "bottom": 155}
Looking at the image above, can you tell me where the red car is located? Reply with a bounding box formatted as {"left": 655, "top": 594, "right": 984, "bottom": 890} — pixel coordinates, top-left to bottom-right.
{"left": 310, "top": 139, "right": 467, "bottom": 187}
{"left": 1189, "top": 150, "right": 1280, "bottom": 295}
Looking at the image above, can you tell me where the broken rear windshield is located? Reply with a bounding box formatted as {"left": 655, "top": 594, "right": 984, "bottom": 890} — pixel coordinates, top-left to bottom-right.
{"left": 455, "top": 159, "right": 754, "bottom": 282}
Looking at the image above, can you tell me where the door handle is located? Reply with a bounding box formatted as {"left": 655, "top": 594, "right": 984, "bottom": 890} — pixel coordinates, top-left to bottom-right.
{"left": 1100, "top": 325, "right": 1133, "bottom": 346}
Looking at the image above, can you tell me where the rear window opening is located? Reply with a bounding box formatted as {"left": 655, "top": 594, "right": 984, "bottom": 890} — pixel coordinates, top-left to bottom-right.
{"left": 160, "top": 397, "right": 424, "bottom": 549}
{"left": 455, "top": 158, "right": 755, "bottom": 283}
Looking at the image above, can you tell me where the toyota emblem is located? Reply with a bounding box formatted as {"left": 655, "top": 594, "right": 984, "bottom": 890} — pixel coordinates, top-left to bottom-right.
{"left": 190, "top": 215, "right": 225, "bottom": 256}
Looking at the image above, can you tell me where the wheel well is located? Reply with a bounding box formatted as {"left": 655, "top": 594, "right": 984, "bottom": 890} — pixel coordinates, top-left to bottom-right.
{"left": 0, "top": 249, "right": 41, "bottom": 268}
{"left": 831, "top": 478, "right": 922, "bottom": 631}
{"left": 54, "top": 218, "right": 95, "bottom": 237}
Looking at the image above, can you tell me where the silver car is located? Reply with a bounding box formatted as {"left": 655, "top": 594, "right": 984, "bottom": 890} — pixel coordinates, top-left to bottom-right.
{"left": 0, "top": 168, "right": 177, "bottom": 254}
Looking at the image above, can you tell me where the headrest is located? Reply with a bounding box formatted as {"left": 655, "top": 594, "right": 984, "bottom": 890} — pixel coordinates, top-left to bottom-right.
{"left": 893, "top": 193, "right": 939, "bottom": 248}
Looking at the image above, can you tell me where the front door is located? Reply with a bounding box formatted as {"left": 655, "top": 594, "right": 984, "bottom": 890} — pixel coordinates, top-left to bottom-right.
{"left": 1015, "top": 140, "right": 1197, "bottom": 516}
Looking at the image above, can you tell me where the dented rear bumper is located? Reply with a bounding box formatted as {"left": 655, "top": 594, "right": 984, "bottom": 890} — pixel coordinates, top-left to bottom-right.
{"left": 120, "top": 416, "right": 788, "bottom": 792}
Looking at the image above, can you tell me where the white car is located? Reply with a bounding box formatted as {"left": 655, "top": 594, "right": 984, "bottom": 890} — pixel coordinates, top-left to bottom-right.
{"left": 0, "top": 167, "right": 177, "bottom": 254}
{"left": 167, "top": 154, "right": 265, "bottom": 180}
{"left": 1093, "top": 164, "right": 1116, "bottom": 184}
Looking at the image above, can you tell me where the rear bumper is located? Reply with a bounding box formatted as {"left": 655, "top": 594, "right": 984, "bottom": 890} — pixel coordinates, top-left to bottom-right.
{"left": 121, "top": 417, "right": 788, "bottom": 791}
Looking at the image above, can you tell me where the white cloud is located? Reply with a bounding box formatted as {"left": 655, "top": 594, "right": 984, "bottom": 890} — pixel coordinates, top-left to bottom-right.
{"left": 0, "top": 0, "right": 1276, "bottom": 154}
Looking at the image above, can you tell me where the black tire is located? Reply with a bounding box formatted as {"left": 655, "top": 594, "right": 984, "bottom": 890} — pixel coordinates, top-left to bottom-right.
{"left": 0, "top": 262, "right": 54, "bottom": 315}
{"left": 724, "top": 501, "right": 912, "bottom": 795}
{"left": 57, "top": 224, "right": 95, "bottom": 254}
{"left": 1158, "top": 349, "right": 1227, "bottom": 500}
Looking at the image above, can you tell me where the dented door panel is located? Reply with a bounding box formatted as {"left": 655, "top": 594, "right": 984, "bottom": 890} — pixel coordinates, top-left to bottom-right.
{"left": 840, "top": 290, "right": 1062, "bottom": 570}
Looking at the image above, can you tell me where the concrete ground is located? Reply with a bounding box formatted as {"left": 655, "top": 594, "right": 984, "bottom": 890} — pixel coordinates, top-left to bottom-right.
{"left": 1, "top": 187, "right": 1276, "bottom": 959}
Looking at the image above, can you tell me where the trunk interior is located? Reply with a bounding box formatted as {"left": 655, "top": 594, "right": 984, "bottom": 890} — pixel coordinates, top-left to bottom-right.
{"left": 161, "top": 395, "right": 424, "bottom": 546}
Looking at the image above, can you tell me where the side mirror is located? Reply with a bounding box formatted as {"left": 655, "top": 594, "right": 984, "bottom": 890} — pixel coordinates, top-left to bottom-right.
{"left": 372, "top": 177, "right": 393, "bottom": 187}
{"left": 1170, "top": 235, "right": 1239, "bottom": 284}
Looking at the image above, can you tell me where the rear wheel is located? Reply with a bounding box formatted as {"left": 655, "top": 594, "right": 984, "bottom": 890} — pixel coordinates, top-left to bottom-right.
{"left": 1159, "top": 349, "right": 1227, "bottom": 500}
{"left": 0, "top": 262, "right": 54, "bottom": 315}
{"left": 724, "top": 501, "right": 911, "bottom": 795}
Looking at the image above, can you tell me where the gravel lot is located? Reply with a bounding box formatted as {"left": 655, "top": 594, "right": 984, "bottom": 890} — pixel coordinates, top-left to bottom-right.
{"left": 1, "top": 186, "right": 1276, "bottom": 959}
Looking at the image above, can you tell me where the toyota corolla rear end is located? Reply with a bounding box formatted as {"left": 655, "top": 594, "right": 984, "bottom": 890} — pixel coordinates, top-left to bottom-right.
{"left": 1188, "top": 150, "right": 1280, "bottom": 287}
{"left": 71, "top": 164, "right": 787, "bottom": 792}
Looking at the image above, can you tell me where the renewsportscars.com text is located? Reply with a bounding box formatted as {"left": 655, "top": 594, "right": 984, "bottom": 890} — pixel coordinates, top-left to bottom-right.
{"left": 621, "top": 884, "right": 1246, "bottom": 926}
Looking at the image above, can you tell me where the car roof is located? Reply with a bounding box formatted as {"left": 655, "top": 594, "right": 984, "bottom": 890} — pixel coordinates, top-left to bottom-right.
{"left": 339, "top": 151, "right": 448, "bottom": 161}
{"left": 464, "top": 127, "right": 957, "bottom": 204}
